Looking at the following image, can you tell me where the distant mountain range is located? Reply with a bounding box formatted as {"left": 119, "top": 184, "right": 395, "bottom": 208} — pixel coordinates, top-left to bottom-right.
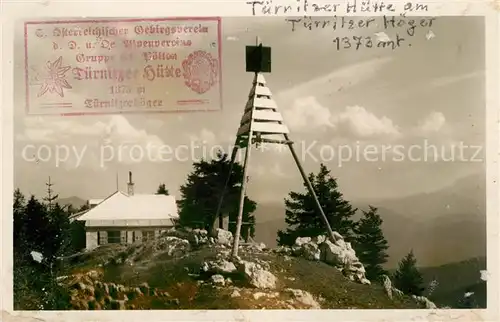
{"left": 60, "top": 173, "right": 486, "bottom": 268}
{"left": 57, "top": 196, "right": 87, "bottom": 210}
{"left": 254, "top": 173, "right": 486, "bottom": 268}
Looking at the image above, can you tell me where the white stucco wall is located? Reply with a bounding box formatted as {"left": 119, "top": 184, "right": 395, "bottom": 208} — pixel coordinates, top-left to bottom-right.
{"left": 127, "top": 231, "right": 134, "bottom": 244}
{"left": 86, "top": 231, "right": 98, "bottom": 250}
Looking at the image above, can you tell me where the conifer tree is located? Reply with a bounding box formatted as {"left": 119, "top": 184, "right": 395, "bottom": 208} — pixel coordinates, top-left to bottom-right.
{"left": 353, "top": 206, "right": 389, "bottom": 281}
{"left": 24, "top": 195, "right": 51, "bottom": 254}
{"left": 46, "top": 203, "right": 71, "bottom": 259}
{"left": 13, "top": 189, "right": 27, "bottom": 252}
{"left": 178, "top": 151, "right": 257, "bottom": 234}
{"left": 13, "top": 188, "right": 72, "bottom": 310}
{"left": 393, "top": 250, "right": 425, "bottom": 296}
{"left": 156, "top": 183, "right": 170, "bottom": 195}
{"left": 43, "top": 177, "right": 58, "bottom": 211}
{"left": 277, "top": 163, "right": 357, "bottom": 246}
{"left": 41, "top": 177, "right": 70, "bottom": 260}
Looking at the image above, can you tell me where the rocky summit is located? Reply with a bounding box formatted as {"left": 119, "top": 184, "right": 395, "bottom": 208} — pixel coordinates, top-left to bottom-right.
{"left": 56, "top": 228, "right": 437, "bottom": 310}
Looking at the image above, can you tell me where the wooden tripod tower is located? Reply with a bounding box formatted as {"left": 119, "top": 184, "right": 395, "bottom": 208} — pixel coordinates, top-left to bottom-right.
{"left": 215, "top": 38, "right": 339, "bottom": 258}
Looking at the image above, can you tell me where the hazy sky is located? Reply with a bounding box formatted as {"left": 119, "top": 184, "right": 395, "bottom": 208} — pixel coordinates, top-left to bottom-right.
{"left": 13, "top": 16, "right": 486, "bottom": 204}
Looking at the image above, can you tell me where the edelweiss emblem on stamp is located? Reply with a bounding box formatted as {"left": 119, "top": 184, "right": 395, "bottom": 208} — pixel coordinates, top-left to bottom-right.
{"left": 37, "top": 56, "right": 72, "bottom": 98}
{"left": 182, "top": 50, "right": 218, "bottom": 94}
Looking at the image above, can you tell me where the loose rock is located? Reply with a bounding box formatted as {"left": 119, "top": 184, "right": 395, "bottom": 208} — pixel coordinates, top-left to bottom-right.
{"left": 237, "top": 260, "right": 277, "bottom": 289}
{"left": 211, "top": 274, "right": 226, "bottom": 286}
{"left": 285, "top": 288, "right": 321, "bottom": 309}
{"left": 202, "top": 258, "right": 237, "bottom": 274}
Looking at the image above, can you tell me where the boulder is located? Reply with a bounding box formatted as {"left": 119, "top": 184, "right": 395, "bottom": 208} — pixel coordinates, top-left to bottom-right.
{"left": 253, "top": 292, "right": 267, "bottom": 300}
{"left": 139, "top": 282, "right": 150, "bottom": 295}
{"left": 359, "top": 278, "right": 371, "bottom": 285}
{"left": 127, "top": 287, "right": 143, "bottom": 300}
{"left": 319, "top": 240, "right": 345, "bottom": 266}
{"left": 313, "top": 235, "right": 327, "bottom": 245}
{"left": 157, "top": 236, "right": 191, "bottom": 256}
{"left": 285, "top": 288, "right": 321, "bottom": 309}
{"left": 383, "top": 275, "right": 393, "bottom": 299}
{"left": 110, "top": 299, "right": 127, "bottom": 310}
{"left": 215, "top": 229, "right": 233, "bottom": 246}
{"left": 332, "top": 231, "right": 344, "bottom": 241}
{"left": 302, "top": 243, "right": 321, "bottom": 261}
{"left": 253, "top": 292, "right": 279, "bottom": 300}
{"left": 244, "top": 242, "right": 267, "bottom": 252}
{"left": 412, "top": 295, "right": 438, "bottom": 309}
{"left": 382, "top": 275, "right": 404, "bottom": 298}
{"left": 86, "top": 270, "right": 102, "bottom": 280}
{"left": 335, "top": 238, "right": 347, "bottom": 249}
{"left": 211, "top": 274, "right": 225, "bottom": 286}
{"left": 295, "top": 237, "right": 312, "bottom": 246}
{"left": 292, "top": 237, "right": 321, "bottom": 261}
{"left": 237, "top": 260, "right": 277, "bottom": 289}
{"left": 273, "top": 246, "right": 292, "bottom": 255}
{"left": 191, "top": 229, "right": 209, "bottom": 245}
{"left": 202, "top": 258, "right": 237, "bottom": 274}
{"left": 289, "top": 233, "right": 371, "bottom": 286}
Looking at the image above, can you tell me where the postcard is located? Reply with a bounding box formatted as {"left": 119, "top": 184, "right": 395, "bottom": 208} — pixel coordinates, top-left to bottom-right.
{"left": 1, "top": 0, "right": 498, "bottom": 321}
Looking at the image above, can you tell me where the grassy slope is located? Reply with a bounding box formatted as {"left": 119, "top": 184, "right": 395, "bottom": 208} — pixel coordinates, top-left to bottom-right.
{"left": 60, "top": 242, "right": 420, "bottom": 310}
{"left": 420, "top": 257, "right": 487, "bottom": 308}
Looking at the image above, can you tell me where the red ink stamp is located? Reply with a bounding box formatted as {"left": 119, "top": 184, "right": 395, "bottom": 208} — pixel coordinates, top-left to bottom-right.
{"left": 182, "top": 50, "right": 219, "bottom": 94}
{"left": 23, "top": 17, "right": 223, "bottom": 116}
{"left": 37, "top": 56, "right": 72, "bottom": 98}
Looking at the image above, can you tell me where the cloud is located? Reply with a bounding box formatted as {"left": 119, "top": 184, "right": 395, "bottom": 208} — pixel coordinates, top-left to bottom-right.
{"left": 430, "top": 71, "right": 484, "bottom": 88}
{"left": 248, "top": 162, "right": 289, "bottom": 179}
{"left": 417, "top": 111, "right": 446, "bottom": 134}
{"left": 189, "top": 128, "right": 217, "bottom": 145}
{"left": 269, "top": 162, "right": 288, "bottom": 177}
{"left": 19, "top": 116, "right": 108, "bottom": 141}
{"left": 101, "top": 116, "right": 164, "bottom": 147}
{"left": 276, "top": 57, "right": 393, "bottom": 102}
{"left": 283, "top": 97, "right": 401, "bottom": 140}
{"left": 283, "top": 96, "right": 333, "bottom": 131}
{"left": 146, "top": 118, "right": 164, "bottom": 130}
{"left": 17, "top": 115, "right": 166, "bottom": 168}
{"left": 331, "top": 106, "right": 401, "bottom": 139}
{"left": 248, "top": 164, "right": 266, "bottom": 177}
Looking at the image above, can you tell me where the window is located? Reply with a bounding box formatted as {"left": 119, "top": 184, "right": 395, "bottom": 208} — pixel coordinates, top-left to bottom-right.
{"left": 107, "top": 231, "right": 121, "bottom": 244}
{"left": 98, "top": 231, "right": 106, "bottom": 245}
{"left": 142, "top": 231, "right": 155, "bottom": 242}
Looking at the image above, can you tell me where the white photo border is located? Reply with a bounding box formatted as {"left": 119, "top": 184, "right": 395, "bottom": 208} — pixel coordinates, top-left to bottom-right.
{"left": 1, "top": 0, "right": 499, "bottom": 321}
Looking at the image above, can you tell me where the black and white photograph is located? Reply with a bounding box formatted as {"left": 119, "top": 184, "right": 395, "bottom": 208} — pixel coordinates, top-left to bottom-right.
{"left": 2, "top": 2, "right": 498, "bottom": 319}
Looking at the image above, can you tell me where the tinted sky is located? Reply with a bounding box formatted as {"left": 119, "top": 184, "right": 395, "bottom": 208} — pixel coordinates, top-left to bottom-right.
{"left": 13, "top": 16, "right": 486, "bottom": 203}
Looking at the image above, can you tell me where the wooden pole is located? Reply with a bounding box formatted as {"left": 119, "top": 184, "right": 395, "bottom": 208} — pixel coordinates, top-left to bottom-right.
{"left": 244, "top": 175, "right": 250, "bottom": 242}
{"left": 231, "top": 70, "right": 258, "bottom": 258}
{"left": 231, "top": 132, "right": 253, "bottom": 258}
{"left": 283, "top": 133, "right": 339, "bottom": 243}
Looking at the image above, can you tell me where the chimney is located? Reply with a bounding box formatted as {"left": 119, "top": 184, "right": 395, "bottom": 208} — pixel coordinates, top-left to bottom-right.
{"left": 127, "top": 171, "right": 134, "bottom": 196}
